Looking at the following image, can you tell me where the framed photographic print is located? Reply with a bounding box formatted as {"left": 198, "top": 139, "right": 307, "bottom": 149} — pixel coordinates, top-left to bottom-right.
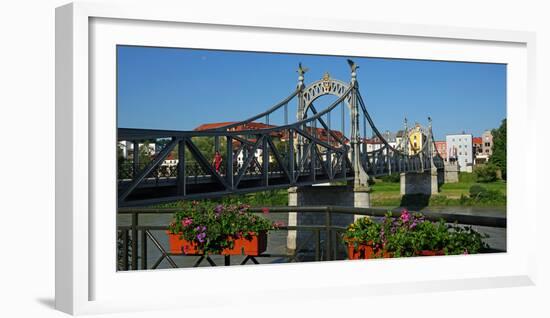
{"left": 56, "top": 2, "right": 536, "bottom": 315}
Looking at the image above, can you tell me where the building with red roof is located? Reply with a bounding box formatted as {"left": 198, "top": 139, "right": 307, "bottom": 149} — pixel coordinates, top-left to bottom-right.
{"left": 434, "top": 141, "right": 447, "bottom": 160}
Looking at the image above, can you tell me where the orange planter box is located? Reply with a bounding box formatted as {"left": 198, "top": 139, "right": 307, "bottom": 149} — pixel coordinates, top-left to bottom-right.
{"left": 166, "top": 232, "right": 202, "bottom": 254}
{"left": 166, "top": 231, "right": 267, "bottom": 256}
{"left": 347, "top": 242, "right": 391, "bottom": 260}
{"left": 416, "top": 250, "right": 445, "bottom": 256}
{"left": 223, "top": 231, "right": 267, "bottom": 256}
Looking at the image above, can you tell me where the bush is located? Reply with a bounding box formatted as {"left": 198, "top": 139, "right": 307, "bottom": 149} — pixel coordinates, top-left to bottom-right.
{"left": 367, "top": 178, "right": 376, "bottom": 186}
{"left": 479, "top": 189, "right": 505, "bottom": 202}
{"left": 429, "top": 195, "right": 452, "bottom": 206}
{"left": 380, "top": 173, "right": 400, "bottom": 183}
{"left": 469, "top": 184, "right": 487, "bottom": 197}
{"left": 468, "top": 184, "right": 505, "bottom": 203}
{"left": 474, "top": 164, "right": 498, "bottom": 183}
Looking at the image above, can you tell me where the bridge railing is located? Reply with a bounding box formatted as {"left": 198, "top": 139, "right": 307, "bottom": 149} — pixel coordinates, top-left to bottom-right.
{"left": 117, "top": 205, "right": 506, "bottom": 271}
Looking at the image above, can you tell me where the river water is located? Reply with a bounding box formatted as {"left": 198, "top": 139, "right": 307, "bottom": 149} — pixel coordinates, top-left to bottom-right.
{"left": 417, "top": 206, "right": 505, "bottom": 216}
{"left": 117, "top": 206, "right": 506, "bottom": 270}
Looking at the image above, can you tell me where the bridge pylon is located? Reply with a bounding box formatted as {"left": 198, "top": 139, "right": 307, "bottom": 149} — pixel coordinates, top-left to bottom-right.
{"left": 349, "top": 61, "right": 371, "bottom": 189}
{"left": 287, "top": 61, "right": 372, "bottom": 255}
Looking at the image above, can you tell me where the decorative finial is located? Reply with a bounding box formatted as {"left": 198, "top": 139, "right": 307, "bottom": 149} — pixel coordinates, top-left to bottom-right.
{"left": 322, "top": 72, "right": 331, "bottom": 92}
{"left": 347, "top": 59, "right": 359, "bottom": 84}
{"left": 297, "top": 62, "right": 309, "bottom": 76}
{"left": 297, "top": 63, "right": 308, "bottom": 88}
{"left": 347, "top": 59, "right": 359, "bottom": 73}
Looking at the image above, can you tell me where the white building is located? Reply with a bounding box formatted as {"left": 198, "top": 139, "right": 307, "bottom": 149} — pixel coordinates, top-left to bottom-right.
{"left": 365, "top": 139, "right": 384, "bottom": 152}
{"left": 446, "top": 133, "right": 473, "bottom": 172}
{"left": 118, "top": 141, "right": 156, "bottom": 159}
{"left": 363, "top": 131, "right": 399, "bottom": 155}
{"left": 379, "top": 130, "right": 399, "bottom": 149}
{"left": 235, "top": 147, "right": 264, "bottom": 169}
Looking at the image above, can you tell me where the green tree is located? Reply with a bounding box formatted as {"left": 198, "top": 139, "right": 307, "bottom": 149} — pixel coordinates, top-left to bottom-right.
{"left": 272, "top": 138, "right": 289, "bottom": 163}
{"left": 489, "top": 118, "right": 506, "bottom": 180}
{"left": 189, "top": 136, "right": 228, "bottom": 165}
{"left": 138, "top": 141, "right": 153, "bottom": 165}
{"left": 117, "top": 143, "right": 125, "bottom": 161}
{"left": 473, "top": 163, "right": 498, "bottom": 183}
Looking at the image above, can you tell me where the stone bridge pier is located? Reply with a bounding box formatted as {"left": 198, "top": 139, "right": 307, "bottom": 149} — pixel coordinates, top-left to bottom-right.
{"left": 400, "top": 168, "right": 444, "bottom": 196}
{"left": 286, "top": 184, "right": 371, "bottom": 255}
{"left": 444, "top": 161, "right": 459, "bottom": 183}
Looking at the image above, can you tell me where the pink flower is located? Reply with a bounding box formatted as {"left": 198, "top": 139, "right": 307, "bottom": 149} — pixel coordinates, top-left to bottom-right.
{"left": 463, "top": 249, "right": 469, "bottom": 255}
{"left": 273, "top": 221, "right": 286, "bottom": 228}
{"left": 181, "top": 218, "right": 193, "bottom": 227}
{"left": 400, "top": 209, "right": 410, "bottom": 223}
{"left": 262, "top": 207, "right": 270, "bottom": 214}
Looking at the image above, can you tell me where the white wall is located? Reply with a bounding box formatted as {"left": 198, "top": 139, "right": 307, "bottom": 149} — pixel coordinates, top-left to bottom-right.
{"left": 446, "top": 134, "right": 474, "bottom": 172}
{"left": 1, "top": 1, "right": 549, "bottom": 317}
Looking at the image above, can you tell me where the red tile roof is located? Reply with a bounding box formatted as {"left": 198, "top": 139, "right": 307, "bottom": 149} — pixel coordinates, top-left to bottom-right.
{"left": 195, "top": 121, "right": 347, "bottom": 147}
{"left": 194, "top": 122, "right": 277, "bottom": 131}
{"left": 472, "top": 137, "right": 482, "bottom": 144}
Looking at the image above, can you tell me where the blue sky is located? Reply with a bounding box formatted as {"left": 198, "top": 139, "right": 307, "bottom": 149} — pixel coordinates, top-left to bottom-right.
{"left": 117, "top": 45, "right": 506, "bottom": 140}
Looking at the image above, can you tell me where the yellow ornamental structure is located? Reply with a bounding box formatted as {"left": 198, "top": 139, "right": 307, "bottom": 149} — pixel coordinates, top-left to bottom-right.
{"left": 408, "top": 123, "right": 426, "bottom": 155}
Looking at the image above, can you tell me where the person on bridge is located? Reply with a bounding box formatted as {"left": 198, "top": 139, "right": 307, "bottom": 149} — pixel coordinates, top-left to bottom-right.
{"left": 213, "top": 151, "right": 223, "bottom": 173}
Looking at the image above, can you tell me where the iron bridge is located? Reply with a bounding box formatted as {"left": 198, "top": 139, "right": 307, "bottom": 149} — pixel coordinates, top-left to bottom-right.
{"left": 117, "top": 61, "right": 444, "bottom": 207}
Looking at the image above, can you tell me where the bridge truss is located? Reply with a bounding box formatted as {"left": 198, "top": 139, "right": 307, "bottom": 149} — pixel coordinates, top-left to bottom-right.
{"left": 117, "top": 60, "right": 444, "bottom": 207}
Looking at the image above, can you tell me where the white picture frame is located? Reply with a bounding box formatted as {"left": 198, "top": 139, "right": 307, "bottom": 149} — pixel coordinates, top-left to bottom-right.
{"left": 55, "top": 2, "right": 537, "bottom": 315}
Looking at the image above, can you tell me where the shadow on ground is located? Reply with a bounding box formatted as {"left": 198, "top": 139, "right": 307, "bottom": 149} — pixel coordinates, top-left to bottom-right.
{"left": 400, "top": 194, "right": 431, "bottom": 210}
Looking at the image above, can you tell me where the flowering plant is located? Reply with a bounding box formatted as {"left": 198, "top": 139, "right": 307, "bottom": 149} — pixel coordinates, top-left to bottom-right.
{"left": 342, "top": 216, "right": 384, "bottom": 251}
{"left": 343, "top": 209, "right": 489, "bottom": 258}
{"left": 167, "top": 201, "right": 275, "bottom": 254}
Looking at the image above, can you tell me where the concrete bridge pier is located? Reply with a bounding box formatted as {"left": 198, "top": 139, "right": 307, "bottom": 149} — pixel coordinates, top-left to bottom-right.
{"left": 444, "top": 161, "right": 460, "bottom": 183}
{"left": 400, "top": 168, "right": 442, "bottom": 196}
{"left": 286, "top": 184, "right": 371, "bottom": 255}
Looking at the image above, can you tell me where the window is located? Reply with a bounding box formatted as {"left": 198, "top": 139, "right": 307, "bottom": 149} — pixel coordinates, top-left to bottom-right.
{"left": 459, "top": 152, "right": 462, "bottom": 155}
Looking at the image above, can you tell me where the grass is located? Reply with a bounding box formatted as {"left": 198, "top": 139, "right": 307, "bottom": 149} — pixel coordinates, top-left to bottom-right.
{"left": 370, "top": 177, "right": 506, "bottom": 207}
{"left": 155, "top": 189, "right": 290, "bottom": 208}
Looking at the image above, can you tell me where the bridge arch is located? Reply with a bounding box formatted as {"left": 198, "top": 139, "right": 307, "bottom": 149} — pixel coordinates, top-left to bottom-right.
{"left": 300, "top": 73, "right": 352, "bottom": 120}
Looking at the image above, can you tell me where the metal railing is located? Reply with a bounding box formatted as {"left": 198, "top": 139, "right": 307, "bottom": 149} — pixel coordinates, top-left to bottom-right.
{"left": 116, "top": 205, "right": 506, "bottom": 271}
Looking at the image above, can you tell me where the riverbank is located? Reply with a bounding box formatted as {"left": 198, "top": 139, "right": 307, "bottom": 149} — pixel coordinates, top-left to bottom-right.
{"left": 370, "top": 179, "right": 506, "bottom": 207}
{"left": 155, "top": 178, "right": 506, "bottom": 209}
